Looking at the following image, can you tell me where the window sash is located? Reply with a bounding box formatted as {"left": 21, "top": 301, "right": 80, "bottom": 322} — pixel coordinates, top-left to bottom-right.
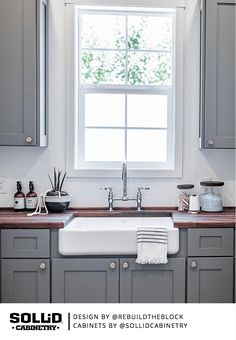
{"left": 76, "top": 88, "right": 174, "bottom": 169}
{"left": 78, "top": 8, "right": 174, "bottom": 87}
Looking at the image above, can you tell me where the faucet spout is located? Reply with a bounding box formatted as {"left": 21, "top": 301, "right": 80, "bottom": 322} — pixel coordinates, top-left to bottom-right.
{"left": 103, "top": 164, "right": 150, "bottom": 210}
{"left": 122, "top": 162, "right": 127, "bottom": 198}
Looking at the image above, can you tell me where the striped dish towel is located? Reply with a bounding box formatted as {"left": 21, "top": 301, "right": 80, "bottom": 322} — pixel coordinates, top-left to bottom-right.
{"left": 135, "top": 227, "right": 168, "bottom": 264}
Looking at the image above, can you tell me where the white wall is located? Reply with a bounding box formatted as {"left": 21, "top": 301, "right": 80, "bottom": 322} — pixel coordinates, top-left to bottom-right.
{"left": 0, "top": 0, "right": 235, "bottom": 208}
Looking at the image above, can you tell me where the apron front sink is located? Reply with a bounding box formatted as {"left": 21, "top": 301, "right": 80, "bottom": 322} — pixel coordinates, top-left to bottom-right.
{"left": 59, "top": 217, "right": 179, "bottom": 255}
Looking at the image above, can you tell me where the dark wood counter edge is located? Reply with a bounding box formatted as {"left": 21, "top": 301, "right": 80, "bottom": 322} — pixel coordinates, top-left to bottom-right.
{"left": 173, "top": 222, "right": 236, "bottom": 228}
{"left": 0, "top": 213, "right": 74, "bottom": 229}
{"left": 0, "top": 208, "right": 234, "bottom": 229}
{"left": 0, "top": 223, "right": 65, "bottom": 229}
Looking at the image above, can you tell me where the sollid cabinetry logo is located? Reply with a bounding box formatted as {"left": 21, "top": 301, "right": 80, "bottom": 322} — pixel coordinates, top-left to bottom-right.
{"left": 9, "top": 313, "right": 63, "bottom": 331}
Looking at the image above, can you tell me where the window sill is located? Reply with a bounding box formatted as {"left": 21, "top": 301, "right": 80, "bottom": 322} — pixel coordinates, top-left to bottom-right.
{"left": 66, "top": 167, "right": 182, "bottom": 178}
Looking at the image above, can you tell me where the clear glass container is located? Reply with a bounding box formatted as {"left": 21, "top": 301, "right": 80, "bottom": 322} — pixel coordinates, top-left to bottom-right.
{"left": 200, "top": 181, "right": 224, "bottom": 212}
{"left": 177, "top": 184, "right": 194, "bottom": 211}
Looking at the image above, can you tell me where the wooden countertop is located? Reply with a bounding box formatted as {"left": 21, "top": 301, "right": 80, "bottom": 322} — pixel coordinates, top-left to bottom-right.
{"left": 0, "top": 211, "right": 74, "bottom": 228}
{"left": 0, "top": 208, "right": 235, "bottom": 229}
{"left": 172, "top": 209, "right": 235, "bottom": 228}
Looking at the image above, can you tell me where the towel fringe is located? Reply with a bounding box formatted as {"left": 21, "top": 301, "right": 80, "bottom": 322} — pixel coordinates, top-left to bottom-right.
{"left": 136, "top": 226, "right": 168, "bottom": 265}
{"left": 136, "top": 258, "right": 168, "bottom": 265}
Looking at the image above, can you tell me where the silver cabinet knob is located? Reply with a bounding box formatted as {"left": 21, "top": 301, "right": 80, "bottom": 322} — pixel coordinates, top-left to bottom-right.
{"left": 122, "top": 262, "right": 129, "bottom": 269}
{"left": 207, "top": 139, "right": 214, "bottom": 146}
{"left": 191, "top": 261, "right": 198, "bottom": 269}
{"left": 39, "top": 262, "right": 46, "bottom": 270}
{"left": 26, "top": 136, "right": 33, "bottom": 143}
{"left": 109, "top": 262, "right": 116, "bottom": 270}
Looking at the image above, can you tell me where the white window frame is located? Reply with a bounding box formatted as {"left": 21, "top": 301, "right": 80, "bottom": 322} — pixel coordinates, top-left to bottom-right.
{"left": 66, "top": 1, "right": 184, "bottom": 178}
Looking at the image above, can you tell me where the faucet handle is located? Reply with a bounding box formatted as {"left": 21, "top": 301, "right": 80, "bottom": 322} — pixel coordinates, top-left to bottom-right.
{"left": 137, "top": 187, "right": 150, "bottom": 191}
{"left": 100, "top": 187, "right": 114, "bottom": 211}
{"left": 100, "top": 187, "right": 113, "bottom": 192}
{"left": 100, "top": 187, "right": 113, "bottom": 200}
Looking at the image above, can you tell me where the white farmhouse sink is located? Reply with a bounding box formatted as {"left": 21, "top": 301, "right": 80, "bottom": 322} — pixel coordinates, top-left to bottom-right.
{"left": 59, "top": 217, "right": 179, "bottom": 255}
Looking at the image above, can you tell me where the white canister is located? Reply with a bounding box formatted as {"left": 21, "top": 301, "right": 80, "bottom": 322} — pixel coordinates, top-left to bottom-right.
{"left": 189, "top": 195, "right": 200, "bottom": 212}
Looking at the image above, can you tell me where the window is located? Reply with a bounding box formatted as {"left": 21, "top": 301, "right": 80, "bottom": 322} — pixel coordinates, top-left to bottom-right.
{"left": 66, "top": 2, "right": 184, "bottom": 177}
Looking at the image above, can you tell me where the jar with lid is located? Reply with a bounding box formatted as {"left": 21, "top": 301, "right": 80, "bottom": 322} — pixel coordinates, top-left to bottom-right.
{"left": 200, "top": 181, "right": 224, "bottom": 212}
{"left": 177, "top": 184, "right": 194, "bottom": 211}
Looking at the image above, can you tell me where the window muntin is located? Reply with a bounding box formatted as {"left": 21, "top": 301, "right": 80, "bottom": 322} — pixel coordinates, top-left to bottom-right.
{"left": 76, "top": 7, "right": 175, "bottom": 169}
{"left": 80, "top": 11, "right": 173, "bottom": 86}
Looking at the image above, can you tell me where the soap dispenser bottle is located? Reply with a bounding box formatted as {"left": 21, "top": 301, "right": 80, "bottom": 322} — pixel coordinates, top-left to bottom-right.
{"left": 26, "top": 181, "right": 38, "bottom": 211}
{"left": 14, "top": 181, "right": 25, "bottom": 211}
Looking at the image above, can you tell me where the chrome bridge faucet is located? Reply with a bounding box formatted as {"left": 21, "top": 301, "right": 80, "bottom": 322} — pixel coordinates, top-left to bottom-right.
{"left": 101, "top": 162, "right": 150, "bottom": 211}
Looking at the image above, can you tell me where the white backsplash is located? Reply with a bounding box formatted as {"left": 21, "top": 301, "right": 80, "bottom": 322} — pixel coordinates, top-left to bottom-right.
{"left": 0, "top": 0, "right": 235, "bottom": 208}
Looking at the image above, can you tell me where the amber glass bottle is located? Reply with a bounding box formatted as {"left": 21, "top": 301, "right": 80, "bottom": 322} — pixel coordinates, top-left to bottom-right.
{"left": 26, "top": 181, "right": 38, "bottom": 211}
{"left": 14, "top": 181, "right": 25, "bottom": 211}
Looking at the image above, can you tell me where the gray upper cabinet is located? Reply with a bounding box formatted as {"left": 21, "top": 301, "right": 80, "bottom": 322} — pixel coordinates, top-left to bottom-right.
{"left": 200, "top": 0, "right": 235, "bottom": 149}
{"left": 0, "top": 0, "right": 48, "bottom": 146}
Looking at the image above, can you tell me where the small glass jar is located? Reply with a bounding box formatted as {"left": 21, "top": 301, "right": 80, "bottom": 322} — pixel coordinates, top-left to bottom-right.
{"left": 177, "top": 184, "right": 194, "bottom": 211}
{"left": 200, "top": 181, "right": 224, "bottom": 212}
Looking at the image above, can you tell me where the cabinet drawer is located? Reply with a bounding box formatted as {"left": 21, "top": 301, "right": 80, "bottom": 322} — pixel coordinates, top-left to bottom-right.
{"left": 1, "top": 229, "right": 50, "bottom": 258}
{"left": 188, "top": 228, "right": 234, "bottom": 256}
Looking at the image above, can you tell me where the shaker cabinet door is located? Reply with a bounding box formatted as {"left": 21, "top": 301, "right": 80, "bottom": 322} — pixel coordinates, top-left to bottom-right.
{"left": 51, "top": 258, "right": 119, "bottom": 303}
{"left": 200, "top": 0, "right": 235, "bottom": 148}
{"left": 187, "top": 257, "right": 234, "bottom": 303}
{"left": 120, "top": 258, "right": 186, "bottom": 303}
{"left": 1, "top": 259, "right": 50, "bottom": 303}
{"left": 0, "top": 0, "right": 48, "bottom": 146}
{"left": 0, "top": 0, "right": 36, "bottom": 145}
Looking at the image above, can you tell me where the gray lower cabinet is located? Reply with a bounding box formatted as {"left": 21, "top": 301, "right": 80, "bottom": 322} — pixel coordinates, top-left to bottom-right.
{"left": 0, "top": 229, "right": 50, "bottom": 303}
{"left": 1, "top": 259, "right": 50, "bottom": 303}
{"left": 51, "top": 257, "right": 186, "bottom": 303}
{"left": 51, "top": 258, "right": 119, "bottom": 303}
{"left": 120, "top": 258, "right": 186, "bottom": 303}
{"left": 187, "top": 257, "right": 234, "bottom": 303}
{"left": 1, "top": 229, "right": 50, "bottom": 258}
{"left": 0, "top": 0, "right": 48, "bottom": 146}
{"left": 188, "top": 228, "right": 234, "bottom": 257}
{"left": 0, "top": 227, "right": 234, "bottom": 303}
{"left": 187, "top": 228, "right": 234, "bottom": 303}
{"left": 200, "top": 0, "right": 235, "bottom": 148}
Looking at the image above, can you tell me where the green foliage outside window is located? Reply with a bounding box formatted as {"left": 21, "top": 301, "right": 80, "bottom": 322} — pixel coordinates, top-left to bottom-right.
{"left": 81, "top": 16, "right": 172, "bottom": 85}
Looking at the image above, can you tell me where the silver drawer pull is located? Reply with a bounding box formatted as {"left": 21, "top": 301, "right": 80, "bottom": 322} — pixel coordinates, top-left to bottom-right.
{"left": 109, "top": 262, "right": 116, "bottom": 270}
{"left": 207, "top": 139, "right": 214, "bottom": 146}
{"left": 26, "top": 136, "right": 33, "bottom": 144}
{"left": 122, "top": 262, "right": 129, "bottom": 270}
{"left": 39, "top": 262, "right": 46, "bottom": 270}
{"left": 191, "top": 261, "right": 198, "bottom": 269}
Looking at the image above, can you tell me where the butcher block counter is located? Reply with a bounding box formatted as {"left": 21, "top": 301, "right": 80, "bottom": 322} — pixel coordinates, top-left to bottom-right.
{"left": 0, "top": 208, "right": 234, "bottom": 229}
